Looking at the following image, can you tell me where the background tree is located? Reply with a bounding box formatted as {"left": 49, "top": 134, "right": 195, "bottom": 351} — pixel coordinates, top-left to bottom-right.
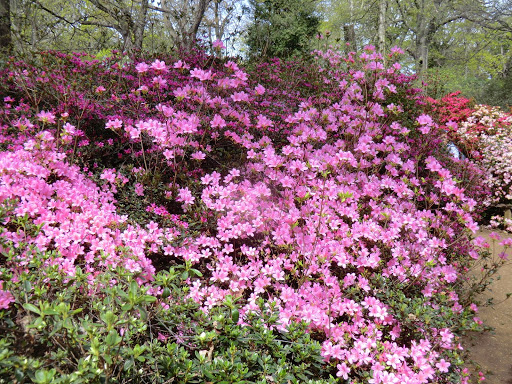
{"left": 393, "top": 0, "right": 467, "bottom": 74}
{"left": 152, "top": 0, "right": 211, "bottom": 50}
{"left": 378, "top": 0, "right": 387, "bottom": 54}
{"left": 9, "top": 0, "right": 213, "bottom": 54}
{"left": 83, "top": 0, "right": 150, "bottom": 52}
{"left": 318, "top": 0, "right": 512, "bottom": 107}
{"left": 246, "top": 0, "right": 320, "bottom": 60}
{"left": 200, "top": 0, "right": 248, "bottom": 55}
{"left": 0, "top": 0, "right": 11, "bottom": 59}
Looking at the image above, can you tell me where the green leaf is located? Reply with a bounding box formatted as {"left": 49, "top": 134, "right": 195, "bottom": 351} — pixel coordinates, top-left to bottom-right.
{"left": 23, "top": 280, "right": 32, "bottom": 292}
{"left": 137, "top": 306, "right": 148, "bottom": 321}
{"left": 232, "top": 308, "right": 240, "bottom": 324}
{"left": 42, "top": 308, "right": 59, "bottom": 316}
{"left": 161, "top": 287, "right": 171, "bottom": 298}
{"left": 34, "top": 370, "right": 47, "bottom": 384}
{"left": 103, "top": 354, "right": 113, "bottom": 364}
{"left": 130, "top": 281, "right": 138, "bottom": 296}
{"left": 203, "top": 370, "right": 214, "bottom": 379}
{"left": 71, "top": 308, "right": 83, "bottom": 315}
{"left": 124, "top": 358, "right": 134, "bottom": 371}
{"left": 63, "top": 318, "right": 73, "bottom": 330}
{"left": 23, "top": 303, "right": 41, "bottom": 315}
{"left": 101, "top": 310, "right": 117, "bottom": 326}
{"left": 143, "top": 295, "right": 157, "bottom": 303}
{"left": 49, "top": 321, "right": 63, "bottom": 337}
{"left": 105, "top": 330, "right": 122, "bottom": 346}
{"left": 190, "top": 268, "right": 203, "bottom": 277}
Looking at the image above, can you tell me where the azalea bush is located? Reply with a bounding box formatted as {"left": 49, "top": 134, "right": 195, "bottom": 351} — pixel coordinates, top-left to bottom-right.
{"left": 455, "top": 105, "right": 512, "bottom": 205}
{"left": 429, "top": 94, "right": 512, "bottom": 229}
{"left": 0, "top": 234, "right": 333, "bottom": 383}
{"left": 0, "top": 44, "right": 501, "bottom": 383}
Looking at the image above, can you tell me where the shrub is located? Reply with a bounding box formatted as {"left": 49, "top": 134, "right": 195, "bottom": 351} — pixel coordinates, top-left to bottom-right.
{"left": 0, "top": 44, "right": 497, "bottom": 383}
{"left": 0, "top": 233, "right": 335, "bottom": 383}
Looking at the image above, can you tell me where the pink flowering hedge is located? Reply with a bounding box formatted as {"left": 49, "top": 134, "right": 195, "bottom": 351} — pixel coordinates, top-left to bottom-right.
{"left": 0, "top": 46, "right": 501, "bottom": 383}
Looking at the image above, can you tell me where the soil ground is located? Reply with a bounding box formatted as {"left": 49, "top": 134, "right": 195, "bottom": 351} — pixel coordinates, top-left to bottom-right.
{"left": 464, "top": 229, "right": 512, "bottom": 383}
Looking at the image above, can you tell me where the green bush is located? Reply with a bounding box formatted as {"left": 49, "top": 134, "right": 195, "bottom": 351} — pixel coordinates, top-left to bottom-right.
{"left": 0, "top": 238, "right": 335, "bottom": 383}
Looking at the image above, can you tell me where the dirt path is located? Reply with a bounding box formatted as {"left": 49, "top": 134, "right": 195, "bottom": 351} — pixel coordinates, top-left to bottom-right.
{"left": 464, "top": 230, "right": 512, "bottom": 383}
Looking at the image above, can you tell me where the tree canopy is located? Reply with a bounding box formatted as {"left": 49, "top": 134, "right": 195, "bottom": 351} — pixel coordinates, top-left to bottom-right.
{"left": 245, "top": 0, "right": 320, "bottom": 59}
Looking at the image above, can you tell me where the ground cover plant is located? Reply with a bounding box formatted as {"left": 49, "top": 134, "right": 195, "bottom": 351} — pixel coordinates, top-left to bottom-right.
{"left": 0, "top": 44, "right": 507, "bottom": 383}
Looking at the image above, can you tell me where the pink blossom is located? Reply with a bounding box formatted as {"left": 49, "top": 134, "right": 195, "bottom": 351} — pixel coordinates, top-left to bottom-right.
{"left": 254, "top": 84, "right": 265, "bottom": 95}
{"left": 212, "top": 39, "right": 225, "bottom": 49}
{"left": 211, "top": 114, "right": 226, "bottom": 128}
{"left": 336, "top": 362, "right": 350, "bottom": 380}
{"left": 134, "top": 183, "right": 144, "bottom": 196}
{"left": 177, "top": 187, "right": 195, "bottom": 208}
{"left": 0, "top": 289, "right": 14, "bottom": 309}
{"left": 135, "top": 62, "right": 149, "bottom": 73}
{"left": 151, "top": 59, "right": 168, "bottom": 72}
{"left": 191, "top": 151, "right": 206, "bottom": 160}
{"left": 436, "top": 358, "right": 450, "bottom": 373}
{"left": 417, "top": 114, "right": 433, "bottom": 126}
{"left": 37, "top": 110, "right": 56, "bottom": 124}
{"left": 190, "top": 68, "right": 213, "bottom": 81}
{"left": 231, "top": 92, "right": 249, "bottom": 102}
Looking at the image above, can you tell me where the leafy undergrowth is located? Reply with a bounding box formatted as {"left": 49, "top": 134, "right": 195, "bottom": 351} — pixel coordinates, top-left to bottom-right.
{"left": 0, "top": 45, "right": 508, "bottom": 383}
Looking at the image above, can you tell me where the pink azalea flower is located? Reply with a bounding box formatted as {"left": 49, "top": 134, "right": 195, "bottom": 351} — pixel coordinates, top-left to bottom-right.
{"left": 37, "top": 110, "right": 56, "bottom": 124}
{"left": 173, "top": 60, "right": 190, "bottom": 70}
{"left": 231, "top": 92, "right": 249, "bottom": 102}
{"left": 417, "top": 114, "right": 433, "bottom": 126}
{"left": 191, "top": 151, "right": 206, "bottom": 160}
{"left": 0, "top": 289, "right": 14, "bottom": 309}
{"left": 190, "top": 68, "right": 213, "bottom": 81}
{"left": 254, "top": 84, "right": 265, "bottom": 95}
{"left": 435, "top": 358, "right": 450, "bottom": 373}
{"left": 134, "top": 183, "right": 144, "bottom": 196}
{"left": 336, "top": 362, "right": 350, "bottom": 380}
{"left": 212, "top": 39, "right": 225, "bottom": 49}
{"left": 177, "top": 187, "right": 195, "bottom": 208}
{"left": 135, "top": 62, "right": 149, "bottom": 73}
{"left": 151, "top": 59, "right": 167, "bottom": 72}
{"left": 211, "top": 114, "right": 226, "bottom": 128}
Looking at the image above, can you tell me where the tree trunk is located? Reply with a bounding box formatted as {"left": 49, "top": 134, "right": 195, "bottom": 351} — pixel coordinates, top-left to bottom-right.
{"left": 133, "top": 0, "right": 149, "bottom": 51}
{"left": 214, "top": 0, "right": 220, "bottom": 39}
{"left": 414, "top": 0, "right": 429, "bottom": 75}
{"left": 186, "top": 0, "right": 210, "bottom": 49}
{"left": 0, "top": 0, "right": 11, "bottom": 56}
{"left": 344, "top": 24, "right": 356, "bottom": 53}
{"left": 378, "top": 0, "right": 386, "bottom": 54}
{"left": 416, "top": 34, "right": 428, "bottom": 73}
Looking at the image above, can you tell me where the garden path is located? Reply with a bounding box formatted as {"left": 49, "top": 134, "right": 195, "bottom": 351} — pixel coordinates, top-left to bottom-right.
{"left": 465, "top": 229, "right": 512, "bottom": 383}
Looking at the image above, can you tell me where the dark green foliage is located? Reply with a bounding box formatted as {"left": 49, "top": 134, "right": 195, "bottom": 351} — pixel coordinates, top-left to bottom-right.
{"left": 246, "top": 0, "right": 320, "bottom": 60}
{"left": 481, "top": 73, "right": 512, "bottom": 110}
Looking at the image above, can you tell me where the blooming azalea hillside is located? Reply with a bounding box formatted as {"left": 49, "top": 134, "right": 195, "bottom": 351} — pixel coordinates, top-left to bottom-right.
{"left": 0, "top": 46, "right": 507, "bottom": 383}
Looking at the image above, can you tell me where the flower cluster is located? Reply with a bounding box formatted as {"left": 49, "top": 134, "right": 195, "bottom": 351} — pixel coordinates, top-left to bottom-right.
{"left": 0, "top": 46, "right": 493, "bottom": 382}
{"left": 433, "top": 101, "right": 512, "bottom": 208}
